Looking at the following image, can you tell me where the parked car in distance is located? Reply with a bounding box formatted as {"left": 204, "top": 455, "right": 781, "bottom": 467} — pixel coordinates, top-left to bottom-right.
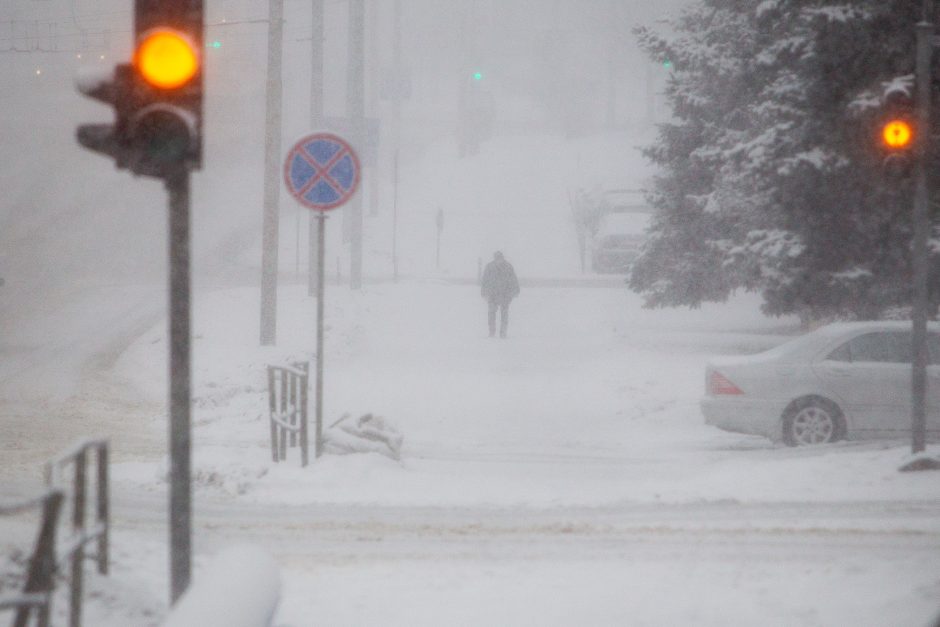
{"left": 702, "top": 321, "right": 940, "bottom": 446}
{"left": 591, "top": 210, "right": 649, "bottom": 274}
{"left": 591, "top": 232, "right": 644, "bottom": 273}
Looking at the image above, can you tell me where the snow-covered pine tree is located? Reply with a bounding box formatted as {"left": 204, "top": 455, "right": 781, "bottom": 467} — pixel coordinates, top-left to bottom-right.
{"left": 631, "top": 0, "right": 939, "bottom": 320}
{"left": 630, "top": 1, "right": 765, "bottom": 309}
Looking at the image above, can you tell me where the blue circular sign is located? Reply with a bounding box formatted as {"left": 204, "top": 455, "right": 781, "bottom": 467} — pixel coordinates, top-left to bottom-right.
{"left": 283, "top": 133, "right": 361, "bottom": 211}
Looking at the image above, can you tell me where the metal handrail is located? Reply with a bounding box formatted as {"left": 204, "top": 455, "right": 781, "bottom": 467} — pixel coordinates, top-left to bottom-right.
{"left": 44, "top": 439, "right": 109, "bottom": 627}
{"left": 267, "top": 362, "right": 310, "bottom": 466}
{"left": 0, "top": 489, "right": 64, "bottom": 627}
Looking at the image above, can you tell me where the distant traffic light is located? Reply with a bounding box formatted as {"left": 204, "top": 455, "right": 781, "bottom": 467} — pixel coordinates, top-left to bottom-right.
{"left": 472, "top": 71, "right": 484, "bottom": 81}
{"left": 76, "top": 0, "right": 203, "bottom": 179}
{"left": 879, "top": 80, "right": 915, "bottom": 180}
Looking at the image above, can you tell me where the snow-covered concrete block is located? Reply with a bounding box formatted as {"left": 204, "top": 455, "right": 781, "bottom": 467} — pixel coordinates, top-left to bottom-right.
{"left": 161, "top": 545, "right": 280, "bottom": 627}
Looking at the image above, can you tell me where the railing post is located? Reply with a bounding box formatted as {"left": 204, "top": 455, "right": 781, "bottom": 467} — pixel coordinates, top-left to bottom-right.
{"left": 12, "top": 491, "right": 64, "bottom": 627}
{"left": 300, "top": 365, "right": 309, "bottom": 467}
{"left": 70, "top": 448, "right": 87, "bottom": 627}
{"left": 289, "top": 371, "right": 298, "bottom": 447}
{"left": 279, "top": 369, "right": 288, "bottom": 461}
{"left": 268, "top": 367, "right": 278, "bottom": 462}
{"left": 96, "top": 444, "right": 109, "bottom": 575}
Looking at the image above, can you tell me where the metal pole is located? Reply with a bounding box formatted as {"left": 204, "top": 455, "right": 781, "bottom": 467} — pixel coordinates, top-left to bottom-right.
{"left": 300, "top": 364, "right": 309, "bottom": 466}
{"left": 308, "top": 0, "right": 325, "bottom": 297}
{"left": 166, "top": 167, "right": 192, "bottom": 603}
{"left": 316, "top": 213, "right": 326, "bottom": 456}
{"left": 606, "top": 0, "right": 618, "bottom": 130}
{"left": 912, "top": 16, "right": 933, "bottom": 453}
{"left": 436, "top": 207, "right": 443, "bottom": 270}
{"left": 367, "top": 0, "right": 380, "bottom": 217}
{"left": 295, "top": 210, "right": 301, "bottom": 280}
{"left": 393, "top": 149, "right": 399, "bottom": 282}
{"left": 260, "top": 0, "right": 284, "bottom": 345}
{"left": 96, "top": 444, "right": 109, "bottom": 575}
{"left": 347, "top": 0, "right": 365, "bottom": 290}
{"left": 392, "top": 0, "right": 402, "bottom": 281}
{"left": 70, "top": 449, "right": 86, "bottom": 627}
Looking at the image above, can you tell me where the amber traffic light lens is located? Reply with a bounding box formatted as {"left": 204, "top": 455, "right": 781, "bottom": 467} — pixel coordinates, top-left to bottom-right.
{"left": 882, "top": 119, "right": 913, "bottom": 149}
{"left": 136, "top": 29, "right": 199, "bottom": 89}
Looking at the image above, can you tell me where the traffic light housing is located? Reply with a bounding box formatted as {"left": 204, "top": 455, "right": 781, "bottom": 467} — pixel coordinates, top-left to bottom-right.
{"left": 879, "top": 80, "right": 915, "bottom": 180}
{"left": 76, "top": 1, "right": 203, "bottom": 179}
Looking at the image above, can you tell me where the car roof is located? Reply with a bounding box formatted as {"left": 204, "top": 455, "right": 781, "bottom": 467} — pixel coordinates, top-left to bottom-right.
{"left": 813, "top": 320, "right": 940, "bottom": 335}
{"left": 710, "top": 320, "right": 939, "bottom": 367}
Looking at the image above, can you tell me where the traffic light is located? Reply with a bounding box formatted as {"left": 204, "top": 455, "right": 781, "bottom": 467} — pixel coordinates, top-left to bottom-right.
{"left": 879, "top": 80, "right": 915, "bottom": 180}
{"left": 76, "top": 1, "right": 203, "bottom": 179}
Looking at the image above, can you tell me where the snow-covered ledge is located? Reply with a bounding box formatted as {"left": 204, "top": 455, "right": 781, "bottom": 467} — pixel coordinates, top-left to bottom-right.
{"left": 162, "top": 545, "right": 280, "bottom": 627}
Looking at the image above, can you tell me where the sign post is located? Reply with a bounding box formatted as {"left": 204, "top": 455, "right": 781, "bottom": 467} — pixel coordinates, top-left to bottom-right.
{"left": 284, "top": 133, "right": 361, "bottom": 457}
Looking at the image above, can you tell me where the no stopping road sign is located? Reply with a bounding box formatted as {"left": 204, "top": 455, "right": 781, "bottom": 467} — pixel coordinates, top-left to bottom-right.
{"left": 284, "top": 133, "right": 361, "bottom": 211}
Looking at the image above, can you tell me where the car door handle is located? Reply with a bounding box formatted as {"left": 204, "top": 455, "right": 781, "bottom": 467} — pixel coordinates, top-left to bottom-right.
{"left": 824, "top": 365, "right": 851, "bottom": 377}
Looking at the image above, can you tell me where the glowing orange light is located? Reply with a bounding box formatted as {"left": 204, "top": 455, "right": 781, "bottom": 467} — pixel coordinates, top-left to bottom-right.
{"left": 882, "top": 119, "right": 913, "bottom": 149}
{"left": 135, "top": 29, "right": 199, "bottom": 89}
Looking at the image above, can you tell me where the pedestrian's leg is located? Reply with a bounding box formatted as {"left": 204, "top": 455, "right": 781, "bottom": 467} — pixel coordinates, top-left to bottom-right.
{"left": 499, "top": 301, "right": 509, "bottom": 338}
{"left": 487, "top": 300, "right": 497, "bottom": 337}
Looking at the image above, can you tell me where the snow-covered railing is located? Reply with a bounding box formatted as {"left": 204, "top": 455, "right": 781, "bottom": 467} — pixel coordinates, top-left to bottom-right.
{"left": 161, "top": 546, "right": 280, "bottom": 627}
{"left": 44, "top": 438, "right": 110, "bottom": 627}
{"left": 0, "top": 489, "right": 64, "bottom": 627}
{"left": 267, "top": 362, "right": 310, "bottom": 466}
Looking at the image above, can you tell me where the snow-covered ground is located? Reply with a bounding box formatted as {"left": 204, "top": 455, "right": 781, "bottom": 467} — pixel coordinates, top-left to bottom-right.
{"left": 113, "top": 283, "right": 940, "bottom": 510}
{"left": 6, "top": 280, "right": 933, "bottom": 626}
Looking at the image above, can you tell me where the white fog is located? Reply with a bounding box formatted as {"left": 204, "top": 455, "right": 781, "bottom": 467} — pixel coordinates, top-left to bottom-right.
{"left": 1, "top": 1, "right": 938, "bottom": 625}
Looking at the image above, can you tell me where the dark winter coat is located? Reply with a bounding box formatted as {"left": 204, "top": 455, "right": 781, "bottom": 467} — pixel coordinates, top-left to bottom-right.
{"left": 481, "top": 258, "right": 520, "bottom": 303}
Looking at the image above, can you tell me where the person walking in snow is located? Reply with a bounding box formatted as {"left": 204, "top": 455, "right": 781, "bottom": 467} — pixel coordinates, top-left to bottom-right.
{"left": 480, "top": 251, "right": 520, "bottom": 338}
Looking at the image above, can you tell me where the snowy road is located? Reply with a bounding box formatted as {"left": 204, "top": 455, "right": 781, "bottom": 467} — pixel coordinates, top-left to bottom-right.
{"left": 3, "top": 280, "right": 940, "bottom": 625}
{"left": 100, "top": 492, "right": 940, "bottom": 626}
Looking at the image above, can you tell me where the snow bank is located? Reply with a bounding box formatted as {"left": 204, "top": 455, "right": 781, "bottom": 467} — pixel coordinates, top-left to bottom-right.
{"left": 162, "top": 545, "right": 279, "bottom": 627}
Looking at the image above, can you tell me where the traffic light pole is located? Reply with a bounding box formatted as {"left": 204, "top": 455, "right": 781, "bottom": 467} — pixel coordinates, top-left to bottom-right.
{"left": 911, "top": 17, "right": 933, "bottom": 453}
{"left": 165, "top": 165, "right": 192, "bottom": 602}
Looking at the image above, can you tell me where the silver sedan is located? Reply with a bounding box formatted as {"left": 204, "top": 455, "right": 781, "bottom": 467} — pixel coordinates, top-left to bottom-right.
{"left": 701, "top": 321, "right": 940, "bottom": 446}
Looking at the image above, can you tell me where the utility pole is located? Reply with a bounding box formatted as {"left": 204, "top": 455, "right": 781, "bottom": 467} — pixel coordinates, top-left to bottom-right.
{"left": 911, "top": 3, "right": 932, "bottom": 453}
{"left": 308, "top": 0, "right": 325, "bottom": 296}
{"left": 260, "top": 0, "right": 284, "bottom": 345}
{"left": 347, "top": 0, "right": 365, "bottom": 289}
{"left": 391, "top": 0, "right": 402, "bottom": 280}
{"left": 367, "top": 0, "right": 380, "bottom": 217}
{"left": 606, "top": 0, "right": 619, "bottom": 130}
{"left": 435, "top": 207, "right": 444, "bottom": 270}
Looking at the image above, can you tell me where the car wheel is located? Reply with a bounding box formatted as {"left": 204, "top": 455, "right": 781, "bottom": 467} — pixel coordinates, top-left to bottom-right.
{"left": 782, "top": 398, "right": 844, "bottom": 446}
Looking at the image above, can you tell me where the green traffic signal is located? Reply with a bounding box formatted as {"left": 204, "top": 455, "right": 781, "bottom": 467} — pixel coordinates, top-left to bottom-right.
{"left": 472, "top": 71, "right": 483, "bottom": 81}
{"left": 208, "top": 40, "right": 221, "bottom": 49}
